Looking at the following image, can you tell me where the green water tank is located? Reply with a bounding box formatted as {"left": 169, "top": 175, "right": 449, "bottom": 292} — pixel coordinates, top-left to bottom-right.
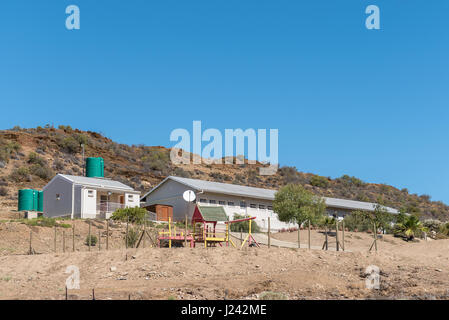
{"left": 37, "top": 190, "right": 43, "bottom": 212}
{"left": 32, "top": 190, "right": 38, "bottom": 211}
{"left": 18, "top": 189, "right": 35, "bottom": 211}
{"left": 86, "top": 157, "right": 104, "bottom": 178}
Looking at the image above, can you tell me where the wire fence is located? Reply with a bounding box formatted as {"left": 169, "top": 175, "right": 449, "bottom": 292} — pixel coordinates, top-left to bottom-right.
{"left": 14, "top": 215, "right": 162, "bottom": 256}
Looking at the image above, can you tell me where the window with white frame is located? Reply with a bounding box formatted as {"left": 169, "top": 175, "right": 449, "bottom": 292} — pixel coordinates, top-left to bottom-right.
{"left": 250, "top": 204, "right": 257, "bottom": 209}
{"left": 200, "top": 198, "right": 207, "bottom": 203}
{"left": 240, "top": 201, "right": 246, "bottom": 208}
{"left": 128, "top": 195, "right": 134, "bottom": 202}
{"left": 218, "top": 200, "right": 225, "bottom": 205}
{"left": 209, "top": 199, "right": 216, "bottom": 204}
{"left": 259, "top": 204, "right": 265, "bottom": 209}
{"left": 87, "top": 190, "right": 94, "bottom": 198}
{"left": 227, "top": 201, "right": 234, "bottom": 206}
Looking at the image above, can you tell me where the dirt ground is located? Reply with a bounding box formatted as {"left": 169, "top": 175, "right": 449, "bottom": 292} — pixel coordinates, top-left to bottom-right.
{"left": 1, "top": 209, "right": 449, "bottom": 300}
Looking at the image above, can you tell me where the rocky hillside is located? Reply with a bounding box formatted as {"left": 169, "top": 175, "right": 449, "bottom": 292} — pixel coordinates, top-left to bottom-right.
{"left": 0, "top": 126, "right": 448, "bottom": 221}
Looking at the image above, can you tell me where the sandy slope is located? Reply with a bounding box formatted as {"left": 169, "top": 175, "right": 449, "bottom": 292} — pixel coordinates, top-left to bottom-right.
{"left": 0, "top": 234, "right": 449, "bottom": 300}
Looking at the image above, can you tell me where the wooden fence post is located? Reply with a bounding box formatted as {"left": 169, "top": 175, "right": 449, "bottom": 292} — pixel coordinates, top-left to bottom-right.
{"left": 185, "top": 214, "right": 188, "bottom": 248}
{"left": 106, "top": 220, "right": 109, "bottom": 250}
{"left": 374, "top": 222, "right": 378, "bottom": 252}
{"left": 63, "top": 230, "right": 65, "bottom": 253}
{"left": 29, "top": 230, "right": 33, "bottom": 255}
{"left": 98, "top": 230, "right": 101, "bottom": 251}
{"left": 308, "top": 220, "right": 311, "bottom": 250}
{"left": 342, "top": 219, "right": 345, "bottom": 251}
{"left": 268, "top": 217, "right": 271, "bottom": 249}
{"left": 54, "top": 225, "right": 57, "bottom": 253}
{"left": 88, "top": 220, "right": 91, "bottom": 252}
{"left": 335, "top": 220, "right": 339, "bottom": 252}
{"left": 126, "top": 216, "right": 129, "bottom": 250}
{"left": 72, "top": 225, "right": 75, "bottom": 252}
{"left": 297, "top": 223, "right": 301, "bottom": 249}
{"left": 143, "top": 216, "right": 146, "bottom": 249}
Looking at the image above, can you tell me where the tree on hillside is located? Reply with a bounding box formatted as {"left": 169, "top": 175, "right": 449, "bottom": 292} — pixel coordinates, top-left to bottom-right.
{"left": 273, "top": 184, "right": 326, "bottom": 227}
{"left": 354, "top": 198, "right": 394, "bottom": 233}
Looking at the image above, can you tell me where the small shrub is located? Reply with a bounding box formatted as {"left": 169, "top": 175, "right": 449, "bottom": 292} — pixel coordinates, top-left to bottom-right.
{"left": 230, "top": 214, "right": 261, "bottom": 233}
{"left": 27, "top": 152, "right": 46, "bottom": 166}
{"left": 74, "top": 133, "right": 89, "bottom": 146}
{"left": 29, "top": 161, "right": 53, "bottom": 180}
{"left": 173, "top": 167, "right": 191, "bottom": 178}
{"left": 126, "top": 227, "right": 140, "bottom": 248}
{"left": 0, "top": 139, "right": 21, "bottom": 163}
{"left": 278, "top": 166, "right": 306, "bottom": 185}
{"left": 53, "top": 159, "right": 64, "bottom": 171}
{"left": 9, "top": 167, "right": 30, "bottom": 182}
{"left": 24, "top": 217, "right": 57, "bottom": 228}
{"left": 309, "top": 175, "right": 329, "bottom": 188}
{"left": 343, "top": 211, "right": 371, "bottom": 232}
{"left": 337, "top": 175, "right": 365, "bottom": 187}
{"left": 56, "top": 135, "right": 80, "bottom": 154}
{"left": 142, "top": 149, "right": 170, "bottom": 173}
{"left": 111, "top": 207, "right": 148, "bottom": 224}
{"left": 0, "top": 187, "right": 8, "bottom": 196}
{"left": 58, "top": 125, "right": 73, "bottom": 133}
{"left": 27, "top": 152, "right": 53, "bottom": 179}
{"left": 85, "top": 235, "right": 98, "bottom": 246}
{"left": 259, "top": 291, "right": 287, "bottom": 300}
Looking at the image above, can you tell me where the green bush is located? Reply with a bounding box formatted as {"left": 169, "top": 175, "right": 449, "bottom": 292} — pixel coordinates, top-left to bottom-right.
{"left": 24, "top": 152, "right": 53, "bottom": 179}
{"left": 337, "top": 175, "right": 365, "bottom": 187}
{"left": 0, "top": 139, "right": 21, "bottom": 163}
{"left": 173, "top": 167, "right": 191, "bottom": 178}
{"left": 111, "top": 207, "right": 148, "bottom": 224}
{"left": 75, "top": 133, "right": 89, "bottom": 146}
{"left": 56, "top": 135, "right": 80, "bottom": 154}
{"left": 85, "top": 235, "right": 98, "bottom": 246}
{"left": 126, "top": 227, "right": 140, "bottom": 248}
{"left": 342, "top": 211, "right": 371, "bottom": 232}
{"left": 58, "top": 125, "right": 73, "bottom": 133}
{"left": 259, "top": 291, "right": 287, "bottom": 300}
{"left": 317, "top": 216, "right": 336, "bottom": 229}
{"left": 23, "top": 217, "right": 57, "bottom": 228}
{"left": 30, "top": 163, "right": 53, "bottom": 180}
{"left": 230, "top": 214, "right": 261, "bottom": 233}
{"left": 439, "top": 222, "right": 449, "bottom": 236}
{"left": 142, "top": 149, "right": 170, "bottom": 172}
{"left": 309, "top": 175, "right": 329, "bottom": 188}
{"left": 27, "top": 152, "right": 46, "bottom": 166}
{"left": 9, "top": 167, "right": 30, "bottom": 182}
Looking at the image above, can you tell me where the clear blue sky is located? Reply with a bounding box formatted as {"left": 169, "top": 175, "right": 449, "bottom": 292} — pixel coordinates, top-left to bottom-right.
{"left": 0, "top": 1, "right": 448, "bottom": 203}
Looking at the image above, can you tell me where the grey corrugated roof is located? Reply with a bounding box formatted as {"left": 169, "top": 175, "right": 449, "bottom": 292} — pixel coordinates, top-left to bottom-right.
{"left": 58, "top": 174, "right": 138, "bottom": 192}
{"left": 323, "top": 197, "right": 398, "bottom": 214}
{"left": 168, "top": 176, "right": 277, "bottom": 200}
{"left": 142, "top": 176, "right": 398, "bottom": 214}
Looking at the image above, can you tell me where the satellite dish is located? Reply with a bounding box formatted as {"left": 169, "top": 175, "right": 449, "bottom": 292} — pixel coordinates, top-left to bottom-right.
{"left": 183, "top": 190, "right": 196, "bottom": 202}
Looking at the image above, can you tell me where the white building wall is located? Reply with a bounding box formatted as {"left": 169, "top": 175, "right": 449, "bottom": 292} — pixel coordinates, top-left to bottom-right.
{"left": 81, "top": 188, "right": 97, "bottom": 218}
{"left": 125, "top": 193, "right": 140, "bottom": 208}
{"left": 197, "top": 192, "right": 295, "bottom": 232}
{"left": 142, "top": 179, "right": 295, "bottom": 231}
